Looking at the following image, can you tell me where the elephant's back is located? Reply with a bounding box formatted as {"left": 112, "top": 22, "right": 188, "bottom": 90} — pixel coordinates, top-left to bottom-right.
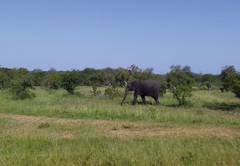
{"left": 142, "top": 79, "right": 160, "bottom": 86}
{"left": 141, "top": 79, "right": 160, "bottom": 91}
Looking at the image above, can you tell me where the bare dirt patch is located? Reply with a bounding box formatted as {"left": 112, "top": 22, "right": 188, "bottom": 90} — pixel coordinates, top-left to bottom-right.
{"left": 1, "top": 113, "right": 240, "bottom": 139}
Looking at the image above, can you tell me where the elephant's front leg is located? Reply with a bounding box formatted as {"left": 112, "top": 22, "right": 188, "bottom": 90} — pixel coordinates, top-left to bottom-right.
{"left": 133, "top": 91, "right": 139, "bottom": 105}
{"left": 140, "top": 95, "right": 147, "bottom": 105}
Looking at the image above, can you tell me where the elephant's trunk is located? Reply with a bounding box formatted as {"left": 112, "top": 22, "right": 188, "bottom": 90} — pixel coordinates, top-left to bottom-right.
{"left": 121, "top": 89, "right": 129, "bottom": 105}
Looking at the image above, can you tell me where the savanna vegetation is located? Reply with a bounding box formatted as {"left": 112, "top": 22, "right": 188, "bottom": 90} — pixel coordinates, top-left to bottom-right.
{"left": 0, "top": 64, "right": 240, "bottom": 165}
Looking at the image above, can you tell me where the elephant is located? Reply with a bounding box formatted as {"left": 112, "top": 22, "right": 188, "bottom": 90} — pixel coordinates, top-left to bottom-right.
{"left": 121, "top": 79, "right": 162, "bottom": 105}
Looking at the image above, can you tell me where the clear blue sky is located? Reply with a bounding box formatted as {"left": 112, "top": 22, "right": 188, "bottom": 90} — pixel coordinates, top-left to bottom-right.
{"left": 1, "top": 0, "right": 240, "bottom": 74}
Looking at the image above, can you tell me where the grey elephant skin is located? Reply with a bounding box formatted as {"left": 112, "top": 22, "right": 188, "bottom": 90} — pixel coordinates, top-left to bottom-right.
{"left": 121, "top": 79, "right": 161, "bottom": 105}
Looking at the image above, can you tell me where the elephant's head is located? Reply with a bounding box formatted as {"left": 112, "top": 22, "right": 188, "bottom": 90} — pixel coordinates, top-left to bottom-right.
{"left": 121, "top": 80, "right": 140, "bottom": 105}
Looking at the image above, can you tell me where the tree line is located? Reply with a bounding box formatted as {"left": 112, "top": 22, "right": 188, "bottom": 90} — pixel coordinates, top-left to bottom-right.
{"left": 0, "top": 64, "right": 239, "bottom": 105}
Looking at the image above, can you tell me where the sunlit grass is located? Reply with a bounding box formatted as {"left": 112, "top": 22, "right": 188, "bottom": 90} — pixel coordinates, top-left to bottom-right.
{"left": 1, "top": 87, "right": 240, "bottom": 166}
{"left": 0, "top": 87, "right": 239, "bottom": 126}
{"left": 0, "top": 133, "right": 239, "bottom": 165}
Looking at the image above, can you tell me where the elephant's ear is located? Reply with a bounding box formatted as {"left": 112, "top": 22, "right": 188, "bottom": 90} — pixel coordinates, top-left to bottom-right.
{"left": 131, "top": 80, "right": 140, "bottom": 90}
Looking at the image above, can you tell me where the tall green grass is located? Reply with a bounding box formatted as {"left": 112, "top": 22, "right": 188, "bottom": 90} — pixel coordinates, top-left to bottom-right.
{"left": 1, "top": 87, "right": 240, "bottom": 165}
{"left": 1, "top": 134, "right": 239, "bottom": 165}
{"left": 0, "top": 87, "right": 239, "bottom": 127}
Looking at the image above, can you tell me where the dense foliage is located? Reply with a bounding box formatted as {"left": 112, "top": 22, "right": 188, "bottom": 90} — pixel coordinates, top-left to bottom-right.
{"left": 9, "top": 68, "right": 35, "bottom": 99}
{"left": 61, "top": 70, "right": 81, "bottom": 94}
{"left": 220, "top": 65, "right": 237, "bottom": 81}
{"left": 223, "top": 73, "right": 240, "bottom": 98}
{"left": 166, "top": 65, "right": 195, "bottom": 106}
{"left": 0, "top": 64, "right": 239, "bottom": 101}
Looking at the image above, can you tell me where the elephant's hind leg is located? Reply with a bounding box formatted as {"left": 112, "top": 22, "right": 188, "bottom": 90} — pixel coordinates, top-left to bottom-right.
{"left": 140, "top": 95, "right": 147, "bottom": 105}
{"left": 152, "top": 96, "right": 160, "bottom": 105}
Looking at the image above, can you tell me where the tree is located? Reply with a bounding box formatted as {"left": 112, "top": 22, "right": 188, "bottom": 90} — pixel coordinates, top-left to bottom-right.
{"left": 0, "top": 67, "right": 16, "bottom": 80}
{"left": 48, "top": 67, "right": 57, "bottom": 74}
{"left": 220, "top": 65, "right": 236, "bottom": 81}
{"left": 50, "top": 73, "right": 62, "bottom": 89}
{"left": 159, "top": 80, "right": 167, "bottom": 97}
{"left": 137, "top": 67, "right": 156, "bottom": 80}
{"left": 128, "top": 64, "right": 142, "bottom": 79}
{"left": 181, "top": 65, "right": 191, "bottom": 75}
{"left": 43, "top": 72, "right": 62, "bottom": 89}
{"left": 16, "top": 68, "right": 29, "bottom": 75}
{"left": 115, "top": 67, "right": 131, "bottom": 87}
{"left": 166, "top": 66, "right": 195, "bottom": 106}
{"left": 222, "top": 73, "right": 240, "bottom": 98}
{"left": 191, "top": 73, "right": 202, "bottom": 85}
{"left": 201, "top": 74, "right": 219, "bottom": 90}
{"left": 82, "top": 68, "right": 96, "bottom": 75}
{"left": 232, "top": 81, "right": 240, "bottom": 98}
{"left": 32, "top": 69, "right": 47, "bottom": 86}
{"left": 97, "top": 68, "right": 116, "bottom": 86}
{"left": 80, "top": 68, "right": 100, "bottom": 86}
{"left": 0, "top": 71, "right": 9, "bottom": 89}
{"left": 222, "top": 73, "right": 240, "bottom": 92}
{"left": 61, "top": 70, "right": 81, "bottom": 94}
{"left": 170, "top": 64, "right": 181, "bottom": 72}
{"left": 10, "top": 68, "right": 35, "bottom": 99}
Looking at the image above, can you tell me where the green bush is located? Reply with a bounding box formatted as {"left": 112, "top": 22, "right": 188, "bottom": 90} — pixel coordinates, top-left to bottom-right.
{"left": 223, "top": 73, "right": 240, "bottom": 98}
{"left": 232, "top": 82, "right": 240, "bottom": 98}
{"left": 159, "top": 81, "right": 167, "bottom": 97}
{"left": 12, "top": 90, "right": 35, "bottom": 100}
{"left": 0, "top": 71, "right": 9, "bottom": 89}
{"left": 167, "top": 69, "right": 195, "bottom": 106}
{"left": 173, "top": 85, "right": 192, "bottom": 106}
{"left": 49, "top": 73, "right": 62, "bottom": 89}
{"left": 61, "top": 70, "right": 81, "bottom": 94}
{"left": 105, "top": 87, "right": 113, "bottom": 96}
{"left": 92, "top": 82, "right": 99, "bottom": 95}
{"left": 10, "top": 68, "right": 35, "bottom": 100}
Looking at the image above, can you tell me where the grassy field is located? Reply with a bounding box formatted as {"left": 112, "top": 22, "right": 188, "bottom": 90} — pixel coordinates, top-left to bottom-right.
{"left": 0, "top": 87, "right": 240, "bottom": 165}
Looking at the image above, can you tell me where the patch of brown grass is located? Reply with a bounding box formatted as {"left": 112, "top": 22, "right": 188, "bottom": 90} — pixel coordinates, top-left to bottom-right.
{"left": 1, "top": 113, "right": 240, "bottom": 139}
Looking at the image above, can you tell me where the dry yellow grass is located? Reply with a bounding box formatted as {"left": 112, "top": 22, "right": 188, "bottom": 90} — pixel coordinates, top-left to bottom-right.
{"left": 1, "top": 113, "right": 240, "bottom": 139}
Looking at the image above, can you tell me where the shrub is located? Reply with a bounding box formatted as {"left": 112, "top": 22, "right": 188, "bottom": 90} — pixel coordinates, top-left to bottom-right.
{"left": 92, "top": 82, "right": 99, "bottom": 95}
{"left": 222, "top": 73, "right": 239, "bottom": 92}
{"left": 223, "top": 73, "right": 240, "bottom": 98}
{"left": 49, "top": 73, "right": 62, "bottom": 89}
{"left": 232, "top": 82, "right": 240, "bottom": 98}
{"left": 10, "top": 68, "right": 35, "bottom": 100}
{"left": 32, "top": 69, "right": 47, "bottom": 86}
{"left": 159, "top": 81, "right": 167, "bottom": 97}
{"left": 61, "top": 70, "right": 81, "bottom": 94}
{"left": 0, "top": 72, "right": 9, "bottom": 89}
{"left": 173, "top": 85, "right": 193, "bottom": 106}
{"left": 103, "top": 87, "right": 120, "bottom": 99}
{"left": 166, "top": 68, "right": 194, "bottom": 106}
{"left": 105, "top": 87, "right": 113, "bottom": 96}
